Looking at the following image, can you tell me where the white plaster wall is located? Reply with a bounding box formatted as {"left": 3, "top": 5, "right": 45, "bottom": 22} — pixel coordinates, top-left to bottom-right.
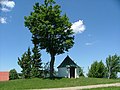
{"left": 58, "top": 67, "right": 68, "bottom": 78}
{"left": 75, "top": 68, "right": 79, "bottom": 78}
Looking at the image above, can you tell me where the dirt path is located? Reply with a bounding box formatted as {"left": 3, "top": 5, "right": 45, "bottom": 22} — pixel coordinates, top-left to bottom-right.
{"left": 33, "top": 83, "right": 120, "bottom": 90}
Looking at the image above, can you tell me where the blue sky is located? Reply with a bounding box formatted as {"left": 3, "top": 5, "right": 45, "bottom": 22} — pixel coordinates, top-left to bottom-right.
{"left": 0, "top": 0, "right": 120, "bottom": 75}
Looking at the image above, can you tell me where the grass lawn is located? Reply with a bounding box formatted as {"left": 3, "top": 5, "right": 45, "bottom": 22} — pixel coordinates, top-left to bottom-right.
{"left": 0, "top": 77, "right": 120, "bottom": 90}
{"left": 85, "top": 87, "right": 120, "bottom": 90}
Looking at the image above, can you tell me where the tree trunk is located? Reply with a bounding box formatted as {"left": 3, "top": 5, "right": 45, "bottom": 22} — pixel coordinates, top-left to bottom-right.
{"left": 108, "top": 67, "right": 111, "bottom": 79}
{"left": 50, "top": 54, "right": 55, "bottom": 78}
{"left": 108, "top": 72, "right": 110, "bottom": 79}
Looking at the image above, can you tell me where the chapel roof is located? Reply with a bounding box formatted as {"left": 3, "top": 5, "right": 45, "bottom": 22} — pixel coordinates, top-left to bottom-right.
{"left": 57, "top": 55, "right": 78, "bottom": 68}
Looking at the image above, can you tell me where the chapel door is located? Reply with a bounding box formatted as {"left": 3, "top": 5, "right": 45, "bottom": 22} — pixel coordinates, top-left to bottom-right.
{"left": 70, "top": 67, "right": 75, "bottom": 78}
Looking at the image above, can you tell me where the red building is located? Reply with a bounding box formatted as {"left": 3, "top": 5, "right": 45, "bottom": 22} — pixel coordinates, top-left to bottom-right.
{"left": 0, "top": 72, "right": 9, "bottom": 81}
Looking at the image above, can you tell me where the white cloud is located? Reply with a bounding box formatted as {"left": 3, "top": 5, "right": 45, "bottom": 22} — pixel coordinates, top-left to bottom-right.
{"left": 0, "top": 0, "right": 15, "bottom": 24}
{"left": 0, "top": 17, "right": 7, "bottom": 24}
{"left": 0, "top": 0, "right": 15, "bottom": 12}
{"left": 1, "top": 7, "right": 10, "bottom": 12}
{"left": 3, "top": 0, "right": 15, "bottom": 8}
{"left": 85, "top": 42, "right": 93, "bottom": 46}
{"left": 71, "top": 20, "right": 85, "bottom": 34}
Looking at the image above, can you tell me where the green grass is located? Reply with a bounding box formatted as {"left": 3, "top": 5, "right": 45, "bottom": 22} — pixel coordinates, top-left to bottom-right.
{"left": 85, "top": 87, "right": 120, "bottom": 90}
{"left": 0, "top": 77, "right": 120, "bottom": 90}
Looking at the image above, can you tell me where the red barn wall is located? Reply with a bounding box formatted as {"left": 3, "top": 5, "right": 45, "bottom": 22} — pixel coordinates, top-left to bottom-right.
{"left": 0, "top": 72, "right": 9, "bottom": 81}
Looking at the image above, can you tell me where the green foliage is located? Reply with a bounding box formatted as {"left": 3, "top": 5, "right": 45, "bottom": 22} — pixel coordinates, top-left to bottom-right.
{"left": 9, "top": 69, "right": 19, "bottom": 80}
{"left": 18, "top": 46, "right": 43, "bottom": 78}
{"left": 106, "top": 54, "right": 120, "bottom": 79}
{"left": 18, "top": 48, "right": 32, "bottom": 79}
{"left": 78, "top": 67, "right": 84, "bottom": 77}
{"left": 31, "top": 44, "right": 42, "bottom": 78}
{"left": 88, "top": 61, "right": 106, "bottom": 78}
{"left": 24, "top": 0, "right": 74, "bottom": 78}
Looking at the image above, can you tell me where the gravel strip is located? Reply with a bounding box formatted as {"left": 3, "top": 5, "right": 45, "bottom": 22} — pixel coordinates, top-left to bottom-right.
{"left": 32, "top": 83, "right": 120, "bottom": 90}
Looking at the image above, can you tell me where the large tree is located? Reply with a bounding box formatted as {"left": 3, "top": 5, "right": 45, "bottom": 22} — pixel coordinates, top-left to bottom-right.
{"left": 106, "top": 54, "right": 120, "bottom": 79}
{"left": 24, "top": 0, "right": 74, "bottom": 78}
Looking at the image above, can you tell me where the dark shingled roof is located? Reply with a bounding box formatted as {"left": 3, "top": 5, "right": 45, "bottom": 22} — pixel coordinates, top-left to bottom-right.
{"left": 57, "top": 55, "right": 78, "bottom": 68}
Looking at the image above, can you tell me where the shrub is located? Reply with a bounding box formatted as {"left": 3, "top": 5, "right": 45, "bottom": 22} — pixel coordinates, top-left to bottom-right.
{"left": 9, "top": 69, "right": 19, "bottom": 80}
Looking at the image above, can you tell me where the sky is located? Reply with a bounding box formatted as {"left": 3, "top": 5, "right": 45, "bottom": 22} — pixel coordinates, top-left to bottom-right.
{"left": 0, "top": 0, "right": 120, "bottom": 76}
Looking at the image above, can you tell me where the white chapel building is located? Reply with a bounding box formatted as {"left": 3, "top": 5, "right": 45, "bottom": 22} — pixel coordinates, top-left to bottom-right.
{"left": 57, "top": 55, "right": 79, "bottom": 78}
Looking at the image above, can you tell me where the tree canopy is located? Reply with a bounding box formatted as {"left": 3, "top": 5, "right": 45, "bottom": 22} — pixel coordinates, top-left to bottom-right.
{"left": 88, "top": 61, "right": 106, "bottom": 78}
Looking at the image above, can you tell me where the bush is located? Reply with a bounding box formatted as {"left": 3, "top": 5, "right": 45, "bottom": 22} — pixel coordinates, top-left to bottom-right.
{"left": 9, "top": 69, "right": 19, "bottom": 80}
{"left": 78, "top": 66, "right": 84, "bottom": 77}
